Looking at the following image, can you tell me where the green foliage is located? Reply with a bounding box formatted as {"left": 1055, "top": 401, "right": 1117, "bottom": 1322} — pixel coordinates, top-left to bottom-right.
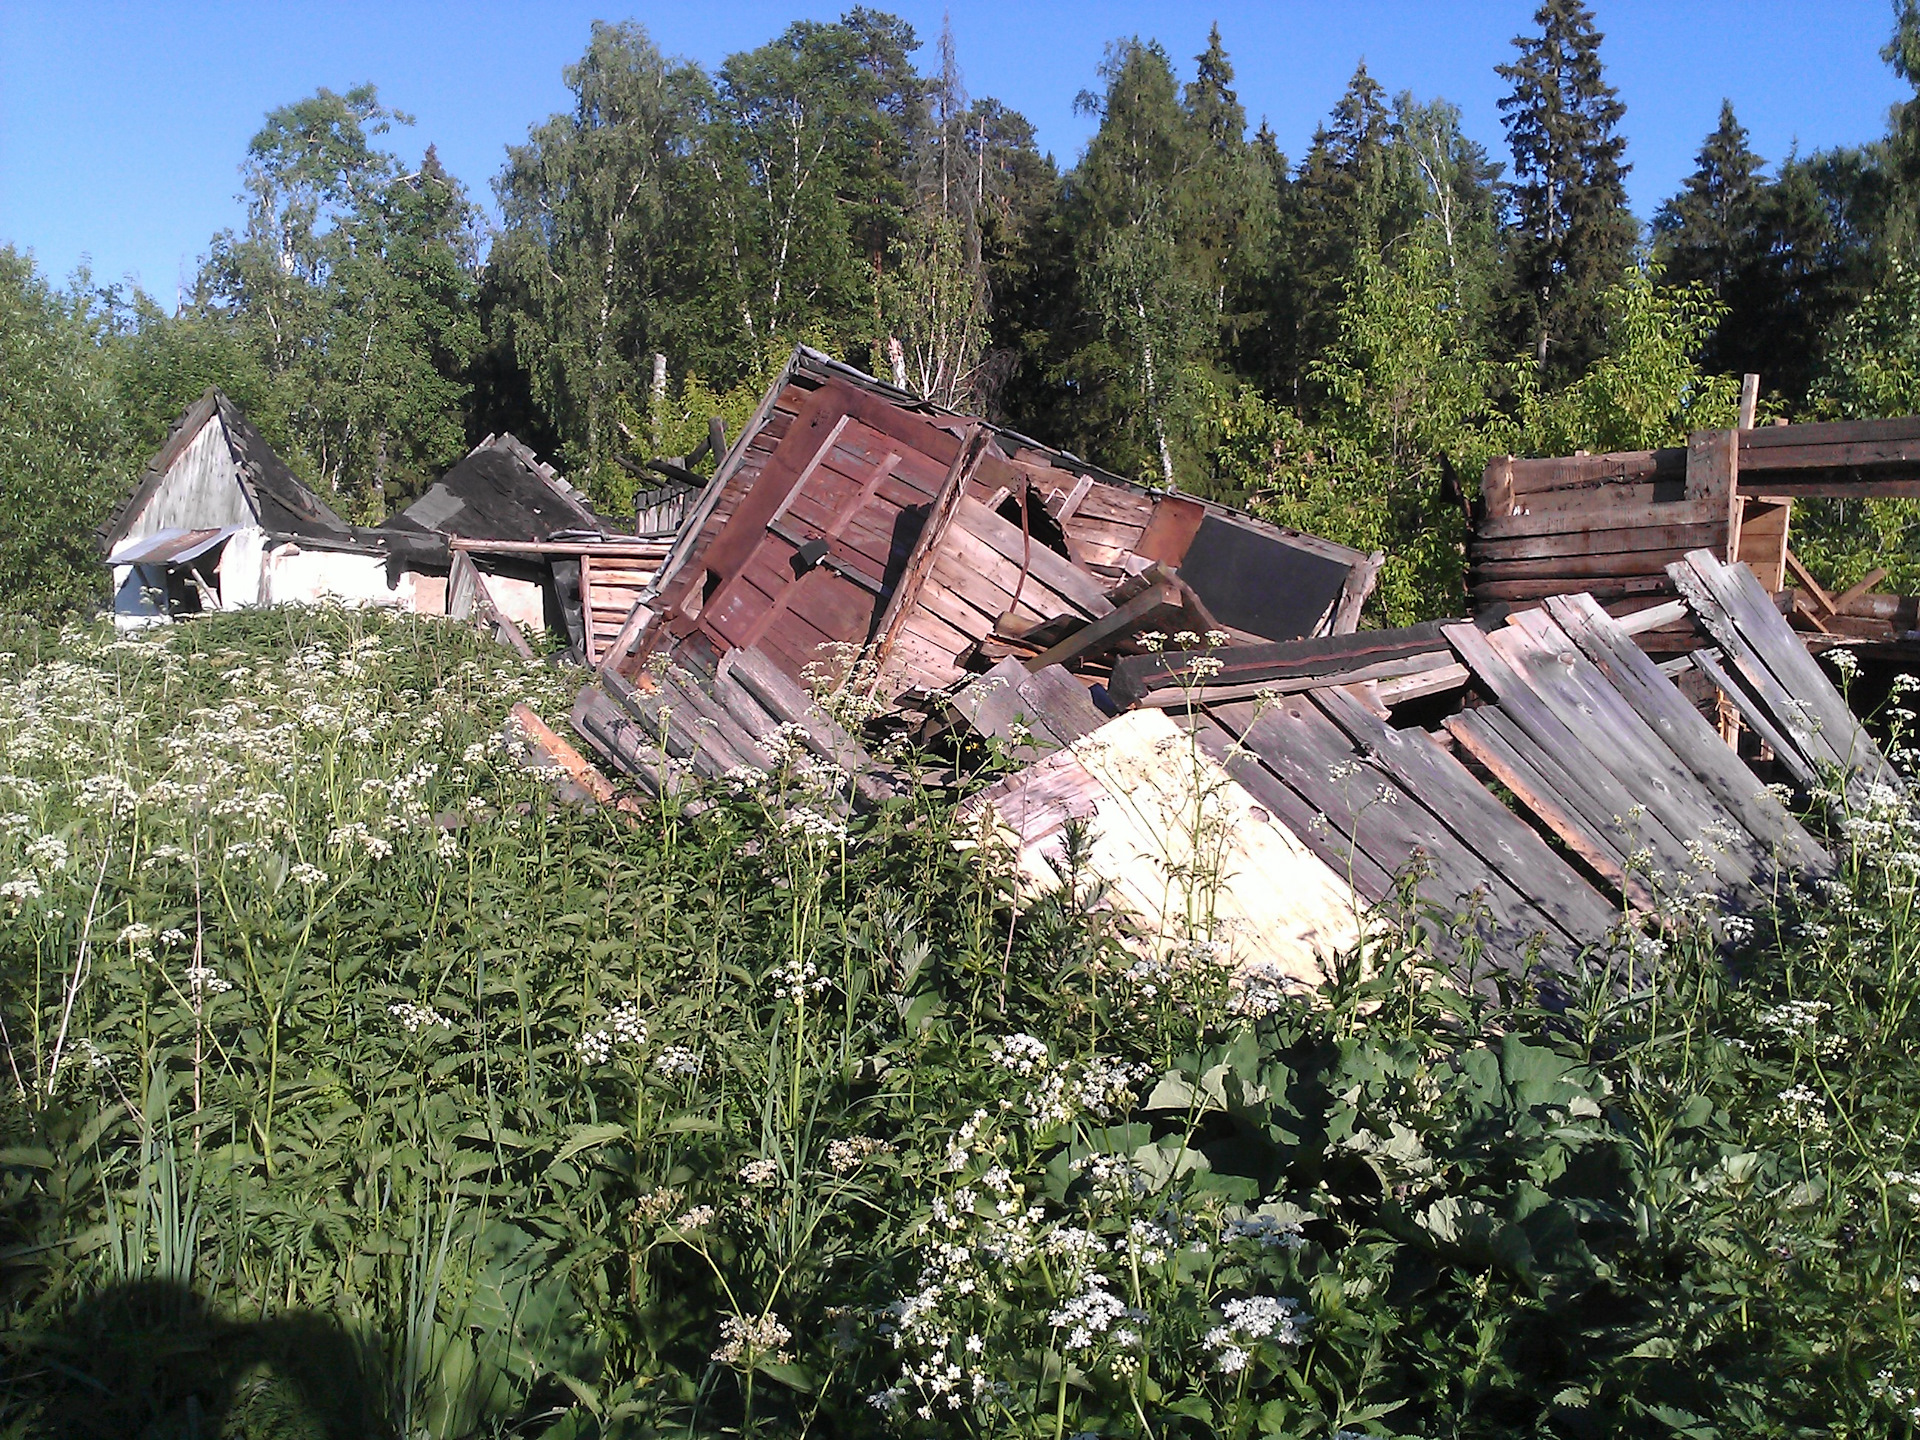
{"left": 1221, "top": 229, "right": 1488, "bottom": 626}
{"left": 0, "top": 249, "right": 125, "bottom": 616}
{"left": 1506, "top": 265, "right": 1741, "bottom": 455}
{"left": 1789, "top": 258, "right": 1920, "bottom": 593}
{"left": 5, "top": 617, "right": 1920, "bottom": 1436}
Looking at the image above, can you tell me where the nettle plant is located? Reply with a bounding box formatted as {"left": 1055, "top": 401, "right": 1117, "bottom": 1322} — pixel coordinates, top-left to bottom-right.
{"left": 4, "top": 614, "right": 1920, "bottom": 1438}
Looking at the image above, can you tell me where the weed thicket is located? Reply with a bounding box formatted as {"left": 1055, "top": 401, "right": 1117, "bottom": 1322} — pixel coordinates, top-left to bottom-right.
{"left": 1, "top": 609, "right": 1918, "bottom": 1438}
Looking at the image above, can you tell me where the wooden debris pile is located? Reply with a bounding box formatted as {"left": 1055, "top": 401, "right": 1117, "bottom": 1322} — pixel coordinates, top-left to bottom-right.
{"left": 570, "top": 347, "right": 1380, "bottom": 797}
{"left": 561, "top": 351, "right": 1908, "bottom": 992}
{"left": 967, "top": 551, "right": 1891, "bottom": 996}
{"left": 1470, "top": 393, "right": 1920, "bottom": 654}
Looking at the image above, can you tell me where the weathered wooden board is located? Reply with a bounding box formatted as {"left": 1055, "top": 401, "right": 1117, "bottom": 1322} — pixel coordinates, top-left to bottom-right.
{"left": 1311, "top": 684, "right": 1621, "bottom": 945}
{"left": 1212, "top": 696, "right": 1581, "bottom": 972}
{"left": 1441, "top": 622, "right": 1718, "bottom": 897}
{"left": 1543, "top": 593, "right": 1833, "bottom": 875}
{"left": 1493, "top": 609, "right": 1774, "bottom": 899}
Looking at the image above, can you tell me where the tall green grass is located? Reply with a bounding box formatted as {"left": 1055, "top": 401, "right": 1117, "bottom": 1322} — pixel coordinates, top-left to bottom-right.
{"left": 2, "top": 608, "right": 1919, "bottom": 1438}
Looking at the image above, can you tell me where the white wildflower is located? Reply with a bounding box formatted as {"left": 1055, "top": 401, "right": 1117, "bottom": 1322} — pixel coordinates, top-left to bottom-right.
{"left": 390, "top": 1001, "right": 451, "bottom": 1034}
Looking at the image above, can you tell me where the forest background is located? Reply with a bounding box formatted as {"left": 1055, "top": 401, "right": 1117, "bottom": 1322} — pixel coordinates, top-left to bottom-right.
{"left": 12, "top": 0, "right": 1920, "bottom": 626}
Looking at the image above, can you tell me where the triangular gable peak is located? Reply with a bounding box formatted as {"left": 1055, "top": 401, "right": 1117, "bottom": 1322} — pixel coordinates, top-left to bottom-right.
{"left": 101, "top": 389, "right": 348, "bottom": 553}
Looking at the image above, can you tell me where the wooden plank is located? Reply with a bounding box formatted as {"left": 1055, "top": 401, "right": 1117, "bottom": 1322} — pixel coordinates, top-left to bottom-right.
{"left": 1183, "top": 713, "right": 1395, "bottom": 900}
{"left": 872, "top": 429, "right": 987, "bottom": 691}
{"left": 1329, "top": 551, "right": 1384, "bottom": 635}
{"left": 1442, "top": 622, "right": 1721, "bottom": 895}
{"left": 1543, "top": 592, "right": 1832, "bottom": 876}
{"left": 1068, "top": 484, "right": 1156, "bottom": 526}
{"left": 1442, "top": 708, "right": 1652, "bottom": 910}
{"left": 1110, "top": 620, "right": 1461, "bottom": 705}
{"left": 449, "top": 538, "right": 672, "bottom": 560}
{"left": 939, "top": 517, "right": 1103, "bottom": 622}
{"left": 1474, "top": 492, "right": 1726, "bottom": 541}
{"left": 1052, "top": 474, "right": 1095, "bottom": 521}
{"left": 956, "top": 497, "right": 1115, "bottom": 616}
{"left": 782, "top": 568, "right": 884, "bottom": 646}
{"left": 1676, "top": 549, "right": 1901, "bottom": 792}
{"left": 572, "top": 687, "right": 675, "bottom": 798}
{"left": 1312, "top": 685, "right": 1619, "bottom": 945}
{"left": 1212, "top": 697, "right": 1579, "bottom": 971}
{"left": 1136, "top": 649, "right": 1458, "bottom": 710}
{"left": 1739, "top": 414, "right": 1920, "bottom": 451}
{"left": 1135, "top": 495, "right": 1208, "bottom": 565}
{"left": 1481, "top": 455, "right": 1515, "bottom": 515}
{"left": 893, "top": 604, "right": 975, "bottom": 665}
{"left": 1501, "top": 448, "right": 1687, "bottom": 497}
{"left": 1785, "top": 548, "right": 1838, "bottom": 616}
{"left": 513, "top": 702, "right": 642, "bottom": 816}
{"left": 1666, "top": 557, "right": 1850, "bottom": 780}
{"left": 1617, "top": 599, "right": 1689, "bottom": 636}
{"left": 1014, "top": 664, "right": 1109, "bottom": 745}
{"left": 1494, "top": 610, "right": 1772, "bottom": 898}
{"left": 1687, "top": 647, "right": 1818, "bottom": 790}
{"left": 578, "top": 553, "right": 599, "bottom": 664}
{"left": 1471, "top": 574, "right": 1681, "bottom": 604}
{"left": 1370, "top": 663, "right": 1472, "bottom": 704}
{"left": 1026, "top": 579, "right": 1179, "bottom": 671}
{"left": 1735, "top": 498, "right": 1791, "bottom": 594}
{"left": 1472, "top": 520, "right": 1730, "bottom": 563}
{"left": 1835, "top": 567, "right": 1890, "bottom": 609}
{"left": 1739, "top": 373, "right": 1760, "bottom": 431}
{"left": 953, "top": 659, "right": 1058, "bottom": 759}
{"left": 1472, "top": 546, "right": 1708, "bottom": 584}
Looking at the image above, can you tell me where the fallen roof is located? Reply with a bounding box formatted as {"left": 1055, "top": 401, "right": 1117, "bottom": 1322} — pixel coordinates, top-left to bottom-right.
{"left": 382, "top": 432, "right": 603, "bottom": 545}
{"left": 966, "top": 550, "right": 1884, "bottom": 993}
{"left": 596, "top": 347, "right": 1377, "bottom": 701}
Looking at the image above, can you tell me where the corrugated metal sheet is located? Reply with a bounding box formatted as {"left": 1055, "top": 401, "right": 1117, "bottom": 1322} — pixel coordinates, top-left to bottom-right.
{"left": 107, "top": 526, "right": 240, "bottom": 566}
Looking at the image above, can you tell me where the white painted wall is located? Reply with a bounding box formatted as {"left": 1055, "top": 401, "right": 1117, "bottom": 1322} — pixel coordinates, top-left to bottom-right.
{"left": 261, "top": 544, "right": 416, "bottom": 609}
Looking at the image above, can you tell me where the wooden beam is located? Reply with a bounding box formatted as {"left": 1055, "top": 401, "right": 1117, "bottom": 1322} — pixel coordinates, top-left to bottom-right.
{"left": 1784, "top": 548, "right": 1837, "bottom": 614}
{"left": 1025, "top": 576, "right": 1180, "bottom": 672}
{"left": 1738, "top": 373, "right": 1760, "bottom": 430}
{"left": 1834, "top": 566, "right": 1890, "bottom": 609}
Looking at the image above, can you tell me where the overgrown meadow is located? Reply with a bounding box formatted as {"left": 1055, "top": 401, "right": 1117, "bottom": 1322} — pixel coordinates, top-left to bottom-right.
{"left": 2, "top": 608, "right": 1920, "bottom": 1438}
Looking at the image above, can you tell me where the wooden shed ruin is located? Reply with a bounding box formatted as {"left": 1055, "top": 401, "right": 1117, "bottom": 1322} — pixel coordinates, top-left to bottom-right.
{"left": 587, "top": 348, "right": 1379, "bottom": 707}
{"left": 101, "top": 388, "right": 416, "bottom": 625}
{"left": 1469, "top": 408, "right": 1920, "bottom": 650}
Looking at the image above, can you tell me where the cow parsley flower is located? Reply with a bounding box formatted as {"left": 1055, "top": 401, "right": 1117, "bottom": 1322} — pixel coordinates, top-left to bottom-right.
{"left": 391, "top": 1001, "right": 451, "bottom": 1034}
{"left": 712, "top": 1311, "right": 793, "bottom": 1365}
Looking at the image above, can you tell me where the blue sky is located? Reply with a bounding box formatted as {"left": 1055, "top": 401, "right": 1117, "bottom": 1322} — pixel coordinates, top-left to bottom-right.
{"left": 0, "top": 1, "right": 1909, "bottom": 301}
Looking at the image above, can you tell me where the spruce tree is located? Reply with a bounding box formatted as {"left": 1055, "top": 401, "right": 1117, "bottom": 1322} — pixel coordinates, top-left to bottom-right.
{"left": 1653, "top": 100, "right": 1766, "bottom": 296}
{"left": 1276, "top": 62, "right": 1394, "bottom": 400}
{"left": 1496, "top": 0, "right": 1635, "bottom": 378}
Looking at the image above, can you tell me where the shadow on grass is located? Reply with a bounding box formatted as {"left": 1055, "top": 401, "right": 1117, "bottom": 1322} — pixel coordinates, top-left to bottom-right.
{"left": 7, "top": 1279, "right": 389, "bottom": 1439}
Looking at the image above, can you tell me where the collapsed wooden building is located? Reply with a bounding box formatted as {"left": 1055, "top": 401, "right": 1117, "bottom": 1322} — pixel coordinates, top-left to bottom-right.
{"left": 573, "top": 346, "right": 1381, "bottom": 773}
{"left": 564, "top": 359, "right": 1906, "bottom": 994}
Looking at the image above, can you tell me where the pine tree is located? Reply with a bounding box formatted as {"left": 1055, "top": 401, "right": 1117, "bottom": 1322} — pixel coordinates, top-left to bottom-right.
{"left": 1496, "top": 0, "right": 1636, "bottom": 378}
